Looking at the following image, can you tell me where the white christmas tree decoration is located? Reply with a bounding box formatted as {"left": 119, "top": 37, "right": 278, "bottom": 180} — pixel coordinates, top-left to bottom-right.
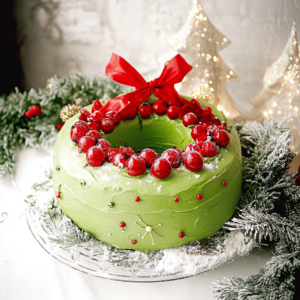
{"left": 167, "top": 0, "right": 240, "bottom": 120}
{"left": 251, "top": 23, "right": 300, "bottom": 151}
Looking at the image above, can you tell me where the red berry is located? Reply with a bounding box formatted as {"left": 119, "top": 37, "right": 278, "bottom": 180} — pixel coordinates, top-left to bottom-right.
{"left": 119, "top": 146, "right": 136, "bottom": 158}
{"left": 79, "top": 108, "right": 91, "bottom": 122}
{"left": 25, "top": 110, "right": 34, "bottom": 118}
{"left": 88, "top": 121, "right": 101, "bottom": 131}
{"left": 101, "top": 117, "right": 115, "bottom": 134}
{"left": 221, "top": 121, "right": 227, "bottom": 127}
{"left": 152, "top": 100, "right": 167, "bottom": 116}
{"left": 91, "top": 100, "right": 103, "bottom": 113}
{"left": 120, "top": 222, "right": 126, "bottom": 228}
{"left": 106, "top": 111, "right": 121, "bottom": 126}
{"left": 112, "top": 154, "right": 127, "bottom": 169}
{"left": 195, "top": 133, "right": 208, "bottom": 144}
{"left": 97, "top": 139, "right": 111, "bottom": 152}
{"left": 56, "top": 191, "right": 61, "bottom": 198}
{"left": 200, "top": 141, "right": 219, "bottom": 157}
{"left": 203, "top": 122, "right": 212, "bottom": 131}
{"left": 161, "top": 149, "right": 181, "bottom": 168}
{"left": 70, "top": 125, "right": 89, "bottom": 143}
{"left": 151, "top": 158, "right": 172, "bottom": 179}
{"left": 56, "top": 124, "right": 63, "bottom": 131}
{"left": 212, "top": 118, "right": 221, "bottom": 126}
{"left": 185, "top": 143, "right": 202, "bottom": 153}
{"left": 173, "top": 147, "right": 183, "bottom": 157}
{"left": 213, "top": 128, "right": 230, "bottom": 147}
{"left": 178, "top": 232, "right": 185, "bottom": 238}
{"left": 139, "top": 148, "right": 159, "bottom": 167}
{"left": 78, "top": 136, "right": 96, "bottom": 153}
{"left": 182, "top": 113, "right": 198, "bottom": 127}
{"left": 222, "top": 181, "right": 228, "bottom": 186}
{"left": 131, "top": 239, "right": 137, "bottom": 245}
{"left": 91, "top": 111, "right": 104, "bottom": 123}
{"left": 191, "top": 124, "right": 207, "bottom": 140}
{"left": 105, "top": 148, "right": 119, "bottom": 162}
{"left": 86, "top": 130, "right": 102, "bottom": 140}
{"left": 184, "top": 151, "right": 203, "bottom": 172}
{"left": 135, "top": 197, "right": 140, "bottom": 202}
{"left": 86, "top": 146, "right": 106, "bottom": 167}
{"left": 197, "top": 194, "right": 203, "bottom": 200}
{"left": 138, "top": 103, "right": 152, "bottom": 118}
{"left": 126, "top": 109, "right": 138, "bottom": 120}
{"left": 74, "top": 120, "right": 89, "bottom": 129}
{"left": 218, "top": 125, "right": 227, "bottom": 130}
{"left": 127, "top": 155, "right": 146, "bottom": 177}
{"left": 30, "top": 105, "right": 42, "bottom": 116}
{"left": 174, "top": 198, "right": 179, "bottom": 203}
{"left": 166, "top": 105, "right": 180, "bottom": 120}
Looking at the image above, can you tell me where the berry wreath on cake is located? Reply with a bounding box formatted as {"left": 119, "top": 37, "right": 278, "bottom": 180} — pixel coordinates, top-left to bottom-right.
{"left": 53, "top": 54, "right": 242, "bottom": 252}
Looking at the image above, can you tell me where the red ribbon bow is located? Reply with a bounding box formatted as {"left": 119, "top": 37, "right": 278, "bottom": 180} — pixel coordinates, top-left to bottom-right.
{"left": 100, "top": 53, "right": 192, "bottom": 119}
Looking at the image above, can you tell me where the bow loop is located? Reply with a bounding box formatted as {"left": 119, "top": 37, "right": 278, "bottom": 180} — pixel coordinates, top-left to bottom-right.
{"left": 101, "top": 54, "right": 192, "bottom": 119}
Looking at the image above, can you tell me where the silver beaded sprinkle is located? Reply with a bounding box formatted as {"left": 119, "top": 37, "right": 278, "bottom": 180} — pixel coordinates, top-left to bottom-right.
{"left": 80, "top": 180, "right": 86, "bottom": 186}
{"left": 122, "top": 229, "right": 125, "bottom": 232}
{"left": 56, "top": 166, "right": 60, "bottom": 171}
{"left": 108, "top": 202, "right": 114, "bottom": 208}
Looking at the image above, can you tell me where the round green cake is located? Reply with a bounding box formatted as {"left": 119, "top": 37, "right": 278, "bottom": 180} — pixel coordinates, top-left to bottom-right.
{"left": 53, "top": 97, "right": 242, "bottom": 252}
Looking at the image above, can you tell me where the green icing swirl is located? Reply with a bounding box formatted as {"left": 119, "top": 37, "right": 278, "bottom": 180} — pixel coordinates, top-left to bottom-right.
{"left": 53, "top": 98, "right": 242, "bottom": 252}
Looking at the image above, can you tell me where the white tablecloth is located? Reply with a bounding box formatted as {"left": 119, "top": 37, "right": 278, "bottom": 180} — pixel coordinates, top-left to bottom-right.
{"left": 0, "top": 146, "right": 273, "bottom": 300}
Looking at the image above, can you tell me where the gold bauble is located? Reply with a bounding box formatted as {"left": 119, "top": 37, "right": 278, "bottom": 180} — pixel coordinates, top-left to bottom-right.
{"left": 60, "top": 104, "right": 80, "bottom": 123}
{"left": 190, "top": 84, "right": 215, "bottom": 105}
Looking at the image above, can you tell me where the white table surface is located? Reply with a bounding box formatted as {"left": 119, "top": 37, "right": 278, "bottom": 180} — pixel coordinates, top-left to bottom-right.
{"left": 0, "top": 145, "right": 273, "bottom": 300}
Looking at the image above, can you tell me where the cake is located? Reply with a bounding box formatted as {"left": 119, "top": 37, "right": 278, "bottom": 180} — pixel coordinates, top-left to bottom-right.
{"left": 52, "top": 54, "right": 242, "bottom": 252}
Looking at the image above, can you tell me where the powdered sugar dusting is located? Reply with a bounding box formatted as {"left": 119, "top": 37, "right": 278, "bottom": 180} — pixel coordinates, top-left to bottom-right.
{"left": 203, "top": 162, "right": 215, "bottom": 172}
{"left": 157, "top": 184, "right": 163, "bottom": 193}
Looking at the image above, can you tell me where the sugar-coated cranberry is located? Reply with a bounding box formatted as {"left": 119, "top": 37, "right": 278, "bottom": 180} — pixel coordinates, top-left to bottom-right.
{"left": 131, "top": 239, "right": 137, "bottom": 245}
{"left": 126, "top": 109, "right": 138, "bottom": 120}
{"left": 212, "top": 119, "right": 221, "bottom": 126}
{"left": 195, "top": 133, "right": 208, "bottom": 144}
{"left": 86, "top": 146, "right": 106, "bottom": 167}
{"left": 105, "top": 148, "right": 119, "bottom": 162}
{"left": 74, "top": 120, "right": 89, "bottom": 129}
{"left": 120, "top": 222, "right": 126, "bottom": 228}
{"left": 139, "top": 148, "right": 159, "bottom": 167}
{"left": 119, "top": 146, "right": 136, "bottom": 158}
{"left": 91, "top": 111, "right": 104, "bottom": 123}
{"left": 97, "top": 139, "right": 111, "bottom": 152}
{"left": 56, "top": 124, "right": 63, "bottom": 131}
{"left": 178, "top": 232, "right": 185, "bottom": 238}
{"left": 105, "top": 111, "right": 121, "bottom": 126}
{"left": 213, "top": 128, "right": 230, "bottom": 147}
{"left": 112, "top": 154, "right": 127, "bottom": 169}
{"left": 200, "top": 141, "right": 219, "bottom": 157}
{"left": 191, "top": 124, "right": 207, "bottom": 140}
{"left": 182, "top": 113, "right": 198, "bottom": 127}
{"left": 202, "top": 122, "right": 212, "bottom": 131}
{"left": 91, "top": 100, "right": 103, "bottom": 113}
{"left": 151, "top": 158, "right": 172, "bottom": 179}
{"left": 30, "top": 105, "right": 42, "bottom": 116}
{"left": 101, "top": 117, "right": 115, "bottom": 134}
{"left": 138, "top": 103, "right": 152, "bottom": 119}
{"left": 184, "top": 151, "right": 203, "bottom": 172}
{"left": 86, "top": 130, "right": 101, "bottom": 140}
{"left": 173, "top": 147, "right": 183, "bottom": 157}
{"left": 79, "top": 108, "right": 91, "bottom": 122}
{"left": 166, "top": 105, "right": 180, "bottom": 120}
{"left": 127, "top": 155, "right": 146, "bottom": 177}
{"left": 70, "top": 125, "right": 89, "bottom": 143}
{"left": 88, "top": 121, "right": 101, "bottom": 131}
{"left": 78, "top": 136, "right": 96, "bottom": 153}
{"left": 185, "top": 143, "right": 202, "bottom": 154}
{"left": 161, "top": 149, "right": 181, "bottom": 168}
{"left": 152, "top": 100, "right": 168, "bottom": 116}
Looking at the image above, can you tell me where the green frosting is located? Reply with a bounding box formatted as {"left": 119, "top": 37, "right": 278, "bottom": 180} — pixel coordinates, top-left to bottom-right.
{"left": 52, "top": 97, "right": 242, "bottom": 252}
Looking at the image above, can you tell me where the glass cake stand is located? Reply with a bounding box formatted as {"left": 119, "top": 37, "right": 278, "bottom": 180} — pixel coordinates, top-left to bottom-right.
{"left": 27, "top": 205, "right": 257, "bottom": 282}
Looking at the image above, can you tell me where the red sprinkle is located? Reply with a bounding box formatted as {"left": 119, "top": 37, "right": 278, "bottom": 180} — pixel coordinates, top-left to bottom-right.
{"left": 174, "top": 198, "right": 179, "bottom": 203}
{"left": 178, "top": 232, "right": 185, "bottom": 238}
{"left": 135, "top": 197, "right": 140, "bottom": 202}
{"left": 56, "top": 191, "right": 61, "bottom": 198}
{"left": 131, "top": 239, "right": 137, "bottom": 245}
{"left": 197, "top": 194, "right": 203, "bottom": 200}
{"left": 120, "top": 222, "right": 126, "bottom": 228}
{"left": 222, "top": 181, "right": 228, "bottom": 186}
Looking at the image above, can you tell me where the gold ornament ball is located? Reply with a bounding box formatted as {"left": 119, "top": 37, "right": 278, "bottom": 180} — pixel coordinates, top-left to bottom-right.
{"left": 60, "top": 104, "right": 80, "bottom": 123}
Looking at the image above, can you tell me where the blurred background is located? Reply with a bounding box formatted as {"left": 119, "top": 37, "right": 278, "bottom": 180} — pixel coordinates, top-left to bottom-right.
{"left": 2, "top": 0, "right": 300, "bottom": 117}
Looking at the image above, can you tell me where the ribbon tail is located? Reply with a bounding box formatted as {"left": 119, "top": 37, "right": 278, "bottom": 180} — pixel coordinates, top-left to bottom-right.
{"left": 153, "top": 86, "right": 187, "bottom": 106}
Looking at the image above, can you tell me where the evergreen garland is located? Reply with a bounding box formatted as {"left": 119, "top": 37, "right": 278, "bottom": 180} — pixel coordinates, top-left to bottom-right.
{"left": 0, "top": 73, "right": 123, "bottom": 177}
{"left": 213, "top": 117, "right": 300, "bottom": 300}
